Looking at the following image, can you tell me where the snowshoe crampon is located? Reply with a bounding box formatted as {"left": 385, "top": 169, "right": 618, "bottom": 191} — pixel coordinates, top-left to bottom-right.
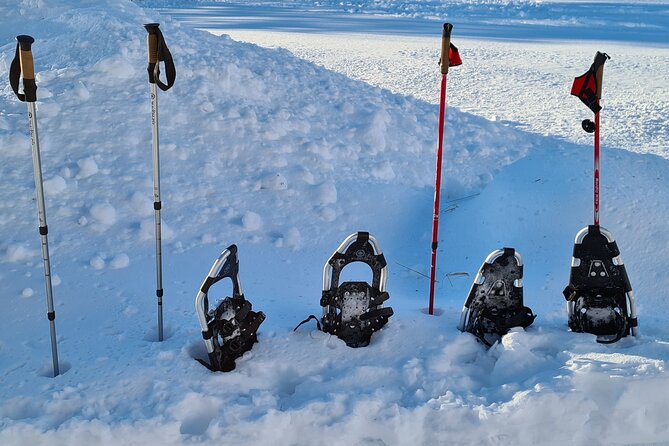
{"left": 194, "top": 245, "right": 265, "bottom": 372}
{"left": 458, "top": 248, "right": 535, "bottom": 347}
{"left": 564, "top": 225, "right": 638, "bottom": 343}
{"left": 295, "top": 232, "right": 393, "bottom": 347}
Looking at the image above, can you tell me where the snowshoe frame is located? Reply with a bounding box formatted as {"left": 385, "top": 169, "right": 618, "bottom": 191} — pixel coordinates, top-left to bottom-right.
{"left": 195, "top": 245, "right": 265, "bottom": 371}
{"left": 564, "top": 225, "right": 638, "bottom": 343}
{"left": 318, "top": 232, "right": 393, "bottom": 347}
{"left": 458, "top": 248, "right": 535, "bottom": 346}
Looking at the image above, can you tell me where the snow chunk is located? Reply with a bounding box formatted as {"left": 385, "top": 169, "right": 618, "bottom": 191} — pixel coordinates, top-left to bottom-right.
{"left": 37, "top": 102, "right": 61, "bottom": 119}
{"left": 90, "top": 203, "right": 117, "bottom": 226}
{"left": 92, "top": 55, "right": 136, "bottom": 80}
{"left": 43, "top": 176, "right": 67, "bottom": 196}
{"left": 372, "top": 161, "right": 396, "bottom": 181}
{"left": 169, "top": 392, "right": 223, "bottom": 436}
{"left": 284, "top": 227, "right": 302, "bottom": 250}
{"left": 130, "top": 192, "right": 153, "bottom": 218}
{"left": 110, "top": 253, "right": 130, "bottom": 269}
{"left": 365, "top": 108, "right": 391, "bottom": 153}
{"left": 90, "top": 256, "right": 105, "bottom": 270}
{"left": 320, "top": 207, "right": 337, "bottom": 222}
{"left": 4, "top": 245, "right": 35, "bottom": 263}
{"left": 242, "top": 211, "right": 263, "bottom": 231}
{"left": 275, "top": 227, "right": 302, "bottom": 250}
{"left": 139, "top": 219, "right": 175, "bottom": 241}
{"left": 73, "top": 82, "right": 91, "bottom": 101}
{"left": 317, "top": 182, "right": 337, "bottom": 205}
{"left": 21, "top": 288, "right": 34, "bottom": 298}
{"left": 0, "top": 396, "right": 40, "bottom": 420}
{"left": 76, "top": 157, "right": 99, "bottom": 179}
{"left": 261, "top": 173, "right": 288, "bottom": 190}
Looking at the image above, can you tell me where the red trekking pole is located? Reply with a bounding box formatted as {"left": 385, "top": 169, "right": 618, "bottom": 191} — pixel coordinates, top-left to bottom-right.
{"left": 428, "top": 23, "right": 461, "bottom": 315}
{"left": 571, "top": 52, "right": 609, "bottom": 225}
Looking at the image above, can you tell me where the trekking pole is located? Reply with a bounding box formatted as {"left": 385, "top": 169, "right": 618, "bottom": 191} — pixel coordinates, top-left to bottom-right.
{"left": 144, "top": 23, "right": 176, "bottom": 341}
{"left": 592, "top": 55, "right": 607, "bottom": 226}
{"left": 571, "top": 52, "right": 609, "bottom": 226}
{"left": 9, "top": 35, "right": 60, "bottom": 376}
{"left": 428, "top": 24, "right": 461, "bottom": 315}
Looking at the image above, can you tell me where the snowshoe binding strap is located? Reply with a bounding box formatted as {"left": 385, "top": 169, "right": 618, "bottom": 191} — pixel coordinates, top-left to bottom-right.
{"left": 458, "top": 248, "right": 535, "bottom": 347}
{"left": 564, "top": 225, "right": 638, "bottom": 343}
{"left": 295, "top": 232, "right": 393, "bottom": 347}
{"left": 195, "top": 245, "right": 265, "bottom": 372}
{"left": 144, "top": 23, "right": 176, "bottom": 91}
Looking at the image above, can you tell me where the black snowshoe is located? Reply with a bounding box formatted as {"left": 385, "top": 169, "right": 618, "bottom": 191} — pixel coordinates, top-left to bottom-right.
{"left": 458, "top": 248, "right": 536, "bottom": 347}
{"left": 195, "top": 244, "right": 265, "bottom": 371}
{"left": 295, "top": 232, "right": 394, "bottom": 347}
{"left": 563, "top": 225, "right": 638, "bottom": 343}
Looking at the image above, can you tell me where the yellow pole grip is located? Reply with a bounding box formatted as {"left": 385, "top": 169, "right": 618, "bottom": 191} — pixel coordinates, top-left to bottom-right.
{"left": 16, "top": 35, "right": 36, "bottom": 80}
{"left": 19, "top": 48, "right": 35, "bottom": 80}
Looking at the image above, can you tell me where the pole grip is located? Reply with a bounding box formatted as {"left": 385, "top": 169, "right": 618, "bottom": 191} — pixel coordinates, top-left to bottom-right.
{"left": 17, "top": 35, "right": 36, "bottom": 80}
{"left": 12, "top": 35, "right": 38, "bottom": 102}
{"left": 145, "top": 23, "right": 160, "bottom": 64}
{"left": 593, "top": 51, "right": 609, "bottom": 100}
{"left": 595, "top": 60, "right": 604, "bottom": 100}
{"left": 440, "top": 23, "right": 453, "bottom": 75}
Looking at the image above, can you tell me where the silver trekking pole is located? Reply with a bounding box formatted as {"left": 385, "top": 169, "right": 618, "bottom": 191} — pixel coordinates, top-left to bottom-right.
{"left": 9, "top": 35, "right": 60, "bottom": 376}
{"left": 144, "top": 24, "right": 176, "bottom": 341}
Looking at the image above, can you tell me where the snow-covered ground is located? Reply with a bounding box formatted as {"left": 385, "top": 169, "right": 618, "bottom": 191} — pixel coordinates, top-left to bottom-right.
{"left": 153, "top": 1, "right": 669, "bottom": 156}
{"left": 1, "top": 0, "right": 669, "bottom": 445}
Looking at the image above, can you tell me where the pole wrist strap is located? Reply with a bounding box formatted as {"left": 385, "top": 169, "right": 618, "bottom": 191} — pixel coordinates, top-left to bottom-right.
{"left": 151, "top": 28, "right": 176, "bottom": 91}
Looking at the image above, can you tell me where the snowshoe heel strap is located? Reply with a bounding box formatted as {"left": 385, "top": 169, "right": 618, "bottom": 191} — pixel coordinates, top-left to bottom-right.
{"left": 370, "top": 291, "right": 390, "bottom": 306}
{"left": 563, "top": 284, "right": 577, "bottom": 301}
{"left": 196, "top": 357, "right": 217, "bottom": 372}
{"left": 293, "top": 315, "right": 322, "bottom": 332}
{"left": 244, "top": 310, "right": 266, "bottom": 333}
{"left": 359, "top": 307, "right": 394, "bottom": 322}
{"left": 480, "top": 306, "right": 535, "bottom": 332}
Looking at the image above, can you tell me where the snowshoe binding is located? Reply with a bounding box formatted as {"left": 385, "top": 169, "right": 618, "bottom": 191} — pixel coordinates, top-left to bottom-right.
{"left": 195, "top": 244, "right": 265, "bottom": 371}
{"left": 294, "top": 232, "right": 393, "bottom": 347}
{"left": 458, "top": 248, "right": 536, "bottom": 347}
{"left": 563, "top": 225, "right": 638, "bottom": 343}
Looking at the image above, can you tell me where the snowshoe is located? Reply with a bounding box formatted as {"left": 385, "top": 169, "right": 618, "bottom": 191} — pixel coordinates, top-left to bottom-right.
{"left": 194, "top": 244, "right": 265, "bottom": 371}
{"left": 458, "top": 248, "right": 536, "bottom": 347}
{"left": 294, "top": 232, "right": 393, "bottom": 347}
{"left": 563, "top": 225, "right": 638, "bottom": 343}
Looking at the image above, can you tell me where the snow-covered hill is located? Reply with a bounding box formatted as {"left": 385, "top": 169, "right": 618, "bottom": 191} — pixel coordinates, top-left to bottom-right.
{"left": 1, "top": 0, "right": 668, "bottom": 445}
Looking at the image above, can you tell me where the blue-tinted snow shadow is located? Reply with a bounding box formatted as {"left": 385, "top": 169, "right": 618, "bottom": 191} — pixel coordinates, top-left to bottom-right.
{"left": 157, "top": 2, "right": 669, "bottom": 46}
